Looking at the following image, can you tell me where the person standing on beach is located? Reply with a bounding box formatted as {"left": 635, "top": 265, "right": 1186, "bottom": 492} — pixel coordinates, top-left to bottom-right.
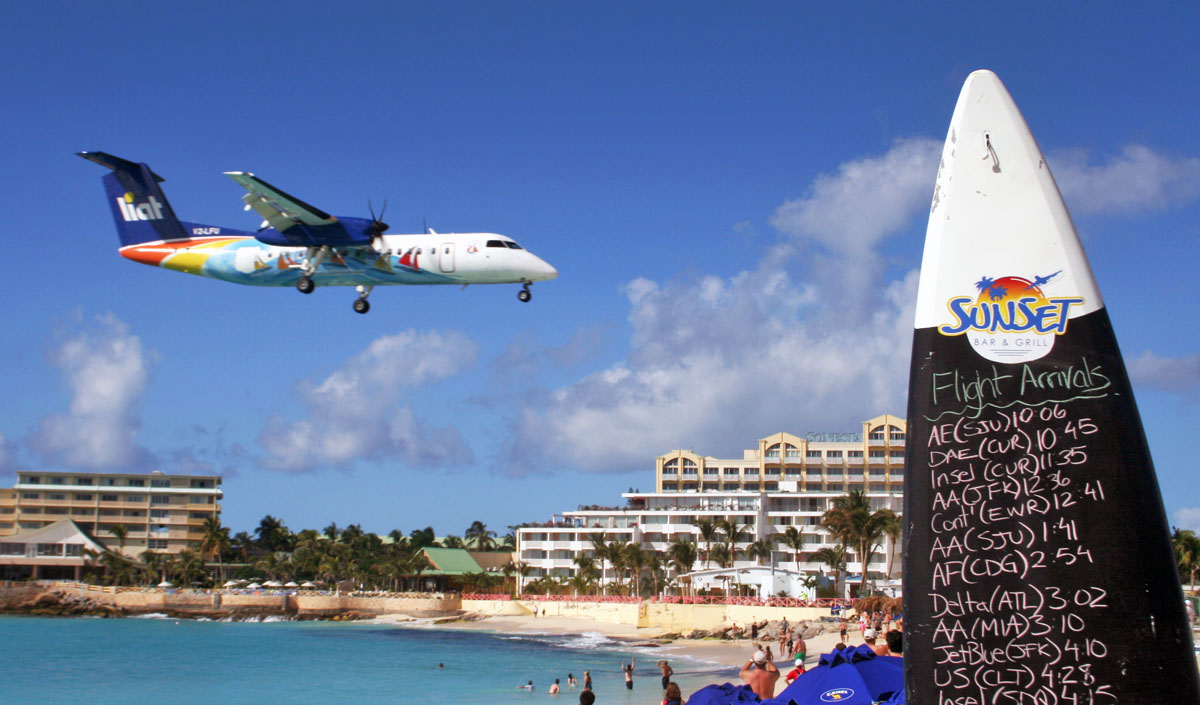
{"left": 621, "top": 658, "right": 635, "bottom": 689}
{"left": 793, "top": 634, "right": 806, "bottom": 667}
{"left": 656, "top": 660, "right": 673, "bottom": 690}
{"left": 583, "top": 671, "right": 592, "bottom": 691}
{"left": 839, "top": 616, "right": 848, "bottom": 642}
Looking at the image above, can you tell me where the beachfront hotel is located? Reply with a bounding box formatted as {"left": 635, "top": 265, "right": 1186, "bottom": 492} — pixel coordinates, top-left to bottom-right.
{"left": 0, "top": 470, "right": 222, "bottom": 557}
{"left": 516, "top": 414, "right": 905, "bottom": 596}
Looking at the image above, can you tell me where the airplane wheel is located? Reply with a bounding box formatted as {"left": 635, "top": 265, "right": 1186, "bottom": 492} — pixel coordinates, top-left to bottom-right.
{"left": 353, "top": 298, "right": 370, "bottom": 314}
{"left": 297, "top": 276, "right": 315, "bottom": 294}
{"left": 518, "top": 289, "right": 532, "bottom": 302}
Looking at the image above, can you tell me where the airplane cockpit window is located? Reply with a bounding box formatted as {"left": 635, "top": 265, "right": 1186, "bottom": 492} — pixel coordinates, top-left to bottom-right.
{"left": 504, "top": 241, "right": 524, "bottom": 250}
{"left": 487, "top": 240, "right": 507, "bottom": 248}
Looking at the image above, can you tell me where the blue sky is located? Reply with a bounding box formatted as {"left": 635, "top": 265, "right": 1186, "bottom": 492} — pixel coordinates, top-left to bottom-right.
{"left": 2, "top": 3, "right": 1198, "bottom": 538}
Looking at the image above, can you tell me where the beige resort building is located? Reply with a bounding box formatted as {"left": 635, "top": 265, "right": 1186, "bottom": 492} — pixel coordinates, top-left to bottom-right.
{"left": 0, "top": 470, "right": 222, "bottom": 558}
{"left": 516, "top": 414, "right": 905, "bottom": 595}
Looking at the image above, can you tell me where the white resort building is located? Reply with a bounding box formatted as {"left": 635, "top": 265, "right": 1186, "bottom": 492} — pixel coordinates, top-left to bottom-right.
{"left": 516, "top": 414, "right": 906, "bottom": 597}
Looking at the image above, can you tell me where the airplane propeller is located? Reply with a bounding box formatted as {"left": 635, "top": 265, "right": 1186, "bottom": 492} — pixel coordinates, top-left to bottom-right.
{"left": 367, "top": 199, "right": 389, "bottom": 242}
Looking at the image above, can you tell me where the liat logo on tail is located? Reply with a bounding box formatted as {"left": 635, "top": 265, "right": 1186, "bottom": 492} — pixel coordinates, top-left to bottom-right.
{"left": 116, "top": 192, "right": 165, "bottom": 222}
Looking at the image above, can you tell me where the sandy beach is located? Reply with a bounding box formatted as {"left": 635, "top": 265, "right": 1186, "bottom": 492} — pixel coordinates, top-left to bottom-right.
{"left": 432, "top": 613, "right": 855, "bottom": 698}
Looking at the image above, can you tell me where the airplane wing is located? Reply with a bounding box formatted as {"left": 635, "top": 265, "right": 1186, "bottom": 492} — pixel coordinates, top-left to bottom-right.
{"left": 225, "top": 172, "right": 337, "bottom": 231}
{"left": 225, "top": 172, "right": 373, "bottom": 248}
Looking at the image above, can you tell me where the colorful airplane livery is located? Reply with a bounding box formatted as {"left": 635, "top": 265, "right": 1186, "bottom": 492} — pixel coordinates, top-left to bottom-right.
{"left": 79, "top": 151, "right": 558, "bottom": 314}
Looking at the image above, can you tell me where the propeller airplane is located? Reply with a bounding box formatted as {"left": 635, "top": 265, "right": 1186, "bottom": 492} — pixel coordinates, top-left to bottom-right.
{"left": 79, "top": 152, "right": 558, "bottom": 314}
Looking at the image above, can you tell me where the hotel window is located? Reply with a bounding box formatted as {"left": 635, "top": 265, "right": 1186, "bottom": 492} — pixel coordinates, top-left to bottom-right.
{"left": 806, "top": 450, "right": 822, "bottom": 458}
{"left": 871, "top": 484, "right": 886, "bottom": 492}
{"left": 102, "top": 478, "right": 118, "bottom": 486}
{"left": 704, "top": 467, "right": 718, "bottom": 476}
{"left": 75, "top": 477, "right": 94, "bottom": 485}
{"left": 150, "top": 509, "right": 169, "bottom": 518}
{"left": 23, "top": 507, "right": 42, "bottom": 514}
{"left": 869, "top": 431, "right": 885, "bottom": 441}
{"left": 0, "top": 543, "right": 23, "bottom": 555}
{"left": 50, "top": 476, "right": 66, "bottom": 484}
{"left": 891, "top": 432, "right": 906, "bottom": 441}
{"left": 98, "top": 509, "right": 119, "bottom": 516}
{"left": 190, "top": 480, "right": 213, "bottom": 488}
{"left": 124, "top": 510, "right": 145, "bottom": 517}
{"left": 151, "top": 479, "right": 171, "bottom": 488}
{"left": 723, "top": 468, "right": 739, "bottom": 476}
{"left": 22, "top": 492, "right": 39, "bottom": 499}
{"left": 189, "top": 512, "right": 209, "bottom": 519}
{"left": 869, "top": 450, "right": 885, "bottom": 459}
{"left": 890, "top": 451, "right": 904, "bottom": 458}
{"left": 25, "top": 476, "right": 40, "bottom": 484}
{"left": 65, "top": 545, "right": 82, "bottom": 557}
{"left": 100, "top": 494, "right": 118, "bottom": 502}
{"left": 48, "top": 493, "right": 66, "bottom": 501}
{"left": 127, "top": 479, "right": 145, "bottom": 487}
{"left": 0, "top": 507, "right": 12, "bottom": 514}
{"left": 37, "top": 543, "right": 63, "bottom": 556}
{"left": 46, "top": 508, "right": 68, "bottom": 515}
{"left": 74, "top": 494, "right": 92, "bottom": 501}
{"left": 826, "top": 450, "right": 843, "bottom": 458}
{"left": 147, "top": 539, "right": 169, "bottom": 550}
{"left": 0, "top": 523, "right": 12, "bottom": 530}
{"left": 71, "top": 507, "right": 91, "bottom": 515}
{"left": 848, "top": 451, "right": 863, "bottom": 458}
{"left": 125, "top": 496, "right": 144, "bottom": 503}
{"left": 786, "top": 449, "right": 801, "bottom": 458}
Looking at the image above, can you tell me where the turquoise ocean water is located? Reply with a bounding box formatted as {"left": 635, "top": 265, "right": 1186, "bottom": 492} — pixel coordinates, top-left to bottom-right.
{"left": 0, "top": 615, "right": 735, "bottom": 705}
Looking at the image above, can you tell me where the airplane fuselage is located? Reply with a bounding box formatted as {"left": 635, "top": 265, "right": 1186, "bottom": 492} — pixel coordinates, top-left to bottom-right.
{"left": 119, "top": 227, "right": 558, "bottom": 289}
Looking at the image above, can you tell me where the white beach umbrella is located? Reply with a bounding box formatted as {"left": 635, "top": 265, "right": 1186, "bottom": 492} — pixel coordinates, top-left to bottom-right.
{"left": 157, "top": 581, "right": 174, "bottom": 588}
{"left": 284, "top": 581, "right": 299, "bottom": 588}
{"left": 300, "top": 581, "right": 316, "bottom": 588}
{"left": 223, "top": 580, "right": 239, "bottom": 587}
{"left": 264, "top": 580, "right": 283, "bottom": 587}
{"left": 246, "top": 582, "right": 262, "bottom": 589}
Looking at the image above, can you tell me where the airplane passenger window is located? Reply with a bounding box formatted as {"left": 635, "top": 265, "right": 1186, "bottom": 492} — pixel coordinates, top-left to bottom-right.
{"left": 505, "top": 241, "right": 524, "bottom": 249}
{"left": 487, "top": 240, "right": 506, "bottom": 248}
{"left": 444, "top": 247, "right": 450, "bottom": 254}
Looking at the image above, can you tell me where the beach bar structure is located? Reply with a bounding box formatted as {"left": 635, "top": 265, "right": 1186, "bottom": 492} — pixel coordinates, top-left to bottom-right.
{"left": 517, "top": 414, "right": 905, "bottom": 594}
{"left": 0, "top": 518, "right": 109, "bottom": 581}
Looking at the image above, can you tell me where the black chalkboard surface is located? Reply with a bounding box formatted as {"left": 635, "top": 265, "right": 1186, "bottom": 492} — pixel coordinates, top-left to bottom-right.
{"left": 903, "top": 71, "right": 1199, "bottom": 704}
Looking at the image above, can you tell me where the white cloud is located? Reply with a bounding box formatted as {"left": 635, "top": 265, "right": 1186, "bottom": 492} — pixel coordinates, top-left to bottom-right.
{"left": 508, "top": 139, "right": 932, "bottom": 473}
{"left": 1174, "top": 507, "right": 1200, "bottom": 533}
{"left": 770, "top": 137, "right": 942, "bottom": 252}
{"left": 1128, "top": 350, "right": 1200, "bottom": 397}
{"left": 29, "top": 314, "right": 153, "bottom": 469}
{"left": 258, "top": 329, "right": 478, "bottom": 472}
{"left": 1051, "top": 145, "right": 1200, "bottom": 215}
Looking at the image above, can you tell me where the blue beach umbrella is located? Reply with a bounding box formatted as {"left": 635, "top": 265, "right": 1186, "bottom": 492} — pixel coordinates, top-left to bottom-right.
{"left": 686, "top": 682, "right": 762, "bottom": 705}
{"left": 766, "top": 646, "right": 903, "bottom": 705}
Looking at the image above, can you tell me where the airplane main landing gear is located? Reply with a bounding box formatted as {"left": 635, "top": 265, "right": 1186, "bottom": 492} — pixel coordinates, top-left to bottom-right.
{"left": 518, "top": 282, "right": 532, "bottom": 302}
{"left": 297, "top": 276, "right": 315, "bottom": 294}
{"left": 353, "top": 285, "right": 374, "bottom": 314}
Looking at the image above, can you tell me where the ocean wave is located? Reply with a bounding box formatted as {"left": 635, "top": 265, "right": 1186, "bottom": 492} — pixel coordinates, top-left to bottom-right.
{"left": 130, "top": 613, "right": 172, "bottom": 619}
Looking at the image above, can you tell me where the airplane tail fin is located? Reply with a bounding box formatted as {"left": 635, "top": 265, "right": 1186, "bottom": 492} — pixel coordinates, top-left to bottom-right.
{"left": 78, "top": 151, "right": 189, "bottom": 246}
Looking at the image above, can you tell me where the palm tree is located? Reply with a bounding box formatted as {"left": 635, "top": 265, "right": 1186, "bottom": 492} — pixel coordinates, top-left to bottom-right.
{"left": 1173, "top": 528, "right": 1200, "bottom": 587}
{"left": 172, "top": 550, "right": 207, "bottom": 587}
{"left": 442, "top": 535, "right": 465, "bottom": 549}
{"left": 781, "top": 526, "right": 806, "bottom": 572}
{"left": 822, "top": 490, "right": 898, "bottom": 596}
{"left": 199, "top": 516, "right": 231, "bottom": 580}
{"left": 589, "top": 534, "right": 611, "bottom": 593}
{"left": 709, "top": 543, "right": 733, "bottom": 569}
{"left": 695, "top": 518, "right": 719, "bottom": 568}
{"left": 606, "top": 538, "right": 631, "bottom": 594}
{"left": 666, "top": 535, "right": 698, "bottom": 583}
{"left": 409, "top": 526, "right": 436, "bottom": 550}
{"left": 323, "top": 522, "right": 340, "bottom": 541}
{"left": 568, "top": 572, "right": 595, "bottom": 597}
{"left": 255, "top": 515, "right": 288, "bottom": 552}
{"left": 811, "top": 545, "right": 848, "bottom": 597}
{"left": 718, "top": 519, "right": 744, "bottom": 564}
{"left": 512, "top": 560, "right": 533, "bottom": 596}
{"left": 622, "top": 543, "right": 647, "bottom": 595}
{"left": 465, "top": 521, "right": 497, "bottom": 551}
{"left": 746, "top": 538, "right": 774, "bottom": 566}
{"left": 881, "top": 512, "right": 903, "bottom": 580}
{"left": 107, "top": 524, "right": 129, "bottom": 556}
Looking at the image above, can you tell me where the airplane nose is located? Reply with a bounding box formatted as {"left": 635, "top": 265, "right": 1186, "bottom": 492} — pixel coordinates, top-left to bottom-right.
{"left": 538, "top": 257, "right": 558, "bottom": 280}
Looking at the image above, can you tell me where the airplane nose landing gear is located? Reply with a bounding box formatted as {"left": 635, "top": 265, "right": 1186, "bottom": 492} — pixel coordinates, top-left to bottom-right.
{"left": 518, "top": 281, "right": 532, "bottom": 302}
{"left": 353, "top": 285, "right": 374, "bottom": 314}
{"left": 297, "top": 276, "right": 315, "bottom": 294}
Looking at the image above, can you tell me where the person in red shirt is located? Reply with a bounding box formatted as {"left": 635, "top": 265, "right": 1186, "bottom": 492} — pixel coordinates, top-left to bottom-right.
{"left": 784, "top": 657, "right": 806, "bottom": 684}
